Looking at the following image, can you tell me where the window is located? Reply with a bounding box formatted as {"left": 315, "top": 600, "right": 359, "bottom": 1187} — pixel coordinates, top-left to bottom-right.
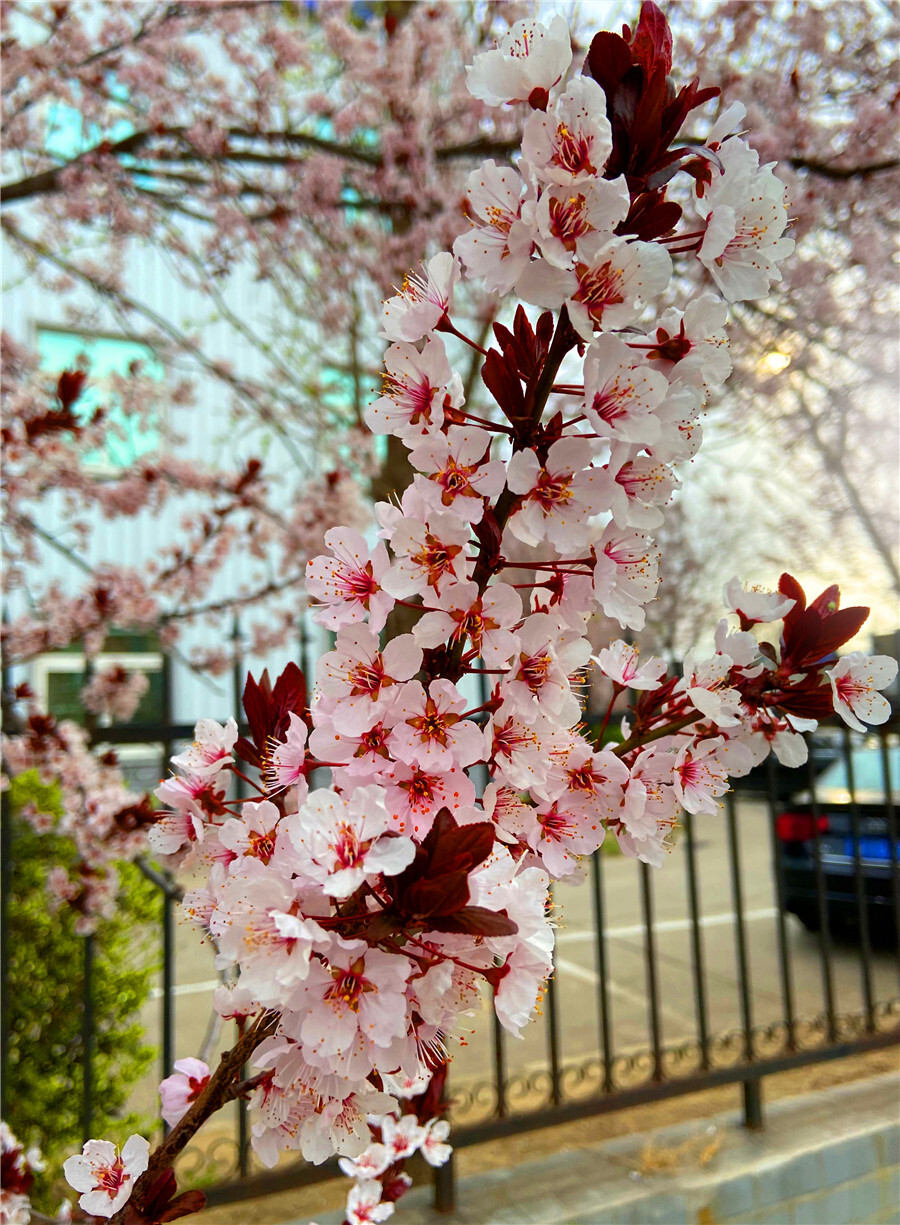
{"left": 33, "top": 632, "right": 165, "bottom": 729}
{"left": 31, "top": 632, "right": 166, "bottom": 792}
{"left": 36, "top": 327, "right": 164, "bottom": 470}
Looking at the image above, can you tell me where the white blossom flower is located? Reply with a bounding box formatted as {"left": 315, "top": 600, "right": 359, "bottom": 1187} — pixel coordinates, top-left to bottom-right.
{"left": 307, "top": 529, "right": 394, "bottom": 633}
{"left": 159, "top": 1057, "right": 210, "bottom": 1127}
{"left": 522, "top": 77, "right": 612, "bottom": 185}
{"left": 171, "top": 717, "right": 238, "bottom": 779}
{"left": 453, "top": 162, "right": 535, "bottom": 294}
{"left": 593, "top": 641, "right": 666, "bottom": 690}
{"left": 365, "top": 337, "right": 462, "bottom": 441}
{"left": 288, "top": 785, "right": 415, "bottom": 899}
{"left": 381, "top": 253, "right": 459, "bottom": 343}
{"left": 827, "top": 653, "right": 898, "bottom": 733}
{"left": 723, "top": 576, "right": 795, "bottom": 626}
{"left": 63, "top": 1135, "right": 149, "bottom": 1218}
{"left": 466, "top": 16, "right": 572, "bottom": 106}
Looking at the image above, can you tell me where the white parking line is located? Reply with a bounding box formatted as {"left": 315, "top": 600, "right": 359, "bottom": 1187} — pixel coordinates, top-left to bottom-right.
{"left": 556, "top": 906, "right": 777, "bottom": 945}
{"left": 152, "top": 909, "right": 779, "bottom": 1000}
{"left": 150, "top": 978, "right": 219, "bottom": 1000}
{"left": 554, "top": 958, "right": 695, "bottom": 1027}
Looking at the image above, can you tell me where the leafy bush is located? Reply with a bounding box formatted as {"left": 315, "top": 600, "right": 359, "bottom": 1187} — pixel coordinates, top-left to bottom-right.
{"left": 4, "top": 771, "right": 159, "bottom": 1209}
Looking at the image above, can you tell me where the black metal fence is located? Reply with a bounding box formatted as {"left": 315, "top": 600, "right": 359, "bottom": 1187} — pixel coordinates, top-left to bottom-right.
{"left": 2, "top": 647, "right": 898, "bottom": 1215}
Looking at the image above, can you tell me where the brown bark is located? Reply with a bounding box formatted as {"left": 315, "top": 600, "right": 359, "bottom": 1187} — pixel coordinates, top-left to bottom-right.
{"left": 108, "top": 1011, "right": 279, "bottom": 1223}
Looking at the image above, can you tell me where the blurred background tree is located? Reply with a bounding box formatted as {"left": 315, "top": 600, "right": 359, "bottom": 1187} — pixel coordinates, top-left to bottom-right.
{"left": 3, "top": 1, "right": 895, "bottom": 679}
{"left": 3, "top": 772, "right": 158, "bottom": 1212}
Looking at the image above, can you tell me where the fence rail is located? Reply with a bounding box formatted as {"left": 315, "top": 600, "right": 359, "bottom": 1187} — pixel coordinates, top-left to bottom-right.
{"left": 3, "top": 645, "right": 899, "bottom": 1215}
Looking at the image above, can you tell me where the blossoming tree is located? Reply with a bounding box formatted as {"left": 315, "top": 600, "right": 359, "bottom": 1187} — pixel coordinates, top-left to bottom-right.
{"left": 4, "top": 5, "right": 897, "bottom": 1225}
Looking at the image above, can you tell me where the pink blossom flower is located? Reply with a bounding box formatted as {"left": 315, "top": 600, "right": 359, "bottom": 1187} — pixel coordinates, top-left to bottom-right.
{"left": 317, "top": 627, "right": 422, "bottom": 736}
{"left": 672, "top": 737, "right": 753, "bottom": 815}
{"left": 698, "top": 153, "right": 794, "bottom": 302}
{"left": 466, "top": 15, "right": 572, "bottom": 106}
{"left": 827, "top": 653, "right": 898, "bottom": 732}
{"left": 388, "top": 680, "right": 485, "bottom": 772}
{"left": 380, "top": 1113, "right": 426, "bottom": 1162}
{"left": 421, "top": 1118, "right": 452, "bottom": 1167}
{"left": 501, "top": 612, "right": 591, "bottom": 725}
{"left": 307, "top": 529, "right": 394, "bottom": 634}
{"left": 308, "top": 692, "right": 403, "bottom": 781}
{"left": 507, "top": 438, "right": 609, "bottom": 549}
{"left": 63, "top": 1135, "right": 149, "bottom": 1218}
{"left": 291, "top": 943, "right": 412, "bottom": 1061}
{"left": 146, "top": 807, "right": 204, "bottom": 856}
{"left": 382, "top": 511, "right": 471, "bottom": 597}
{"left": 494, "top": 943, "right": 552, "bottom": 1037}
{"left": 604, "top": 444, "right": 677, "bottom": 530}
{"left": 380, "top": 761, "right": 477, "bottom": 839}
{"left": 582, "top": 334, "right": 667, "bottom": 444}
{"left": 526, "top": 795, "right": 607, "bottom": 876}
{"left": 519, "top": 236, "right": 672, "bottom": 339}
{"left": 593, "top": 525, "right": 661, "bottom": 631}
{"left": 218, "top": 799, "right": 282, "bottom": 864}
{"left": 522, "top": 77, "right": 612, "bottom": 186}
{"left": 381, "top": 253, "right": 459, "bottom": 343}
{"left": 636, "top": 296, "right": 732, "bottom": 395}
{"left": 263, "top": 711, "right": 311, "bottom": 795}
{"left": 674, "top": 651, "right": 743, "bottom": 727}
{"left": 413, "top": 580, "right": 521, "bottom": 669}
{"left": 346, "top": 1179, "right": 394, "bottom": 1225}
{"left": 338, "top": 1143, "right": 390, "bottom": 1181}
{"left": 159, "top": 1057, "right": 211, "bottom": 1127}
{"left": 209, "top": 872, "right": 328, "bottom": 1001}
{"left": 723, "top": 576, "right": 795, "bottom": 627}
{"left": 453, "top": 162, "right": 534, "bottom": 295}
{"left": 365, "top": 338, "right": 461, "bottom": 441}
{"left": 530, "top": 177, "right": 630, "bottom": 268}
{"left": 287, "top": 785, "right": 415, "bottom": 899}
{"left": 171, "top": 717, "right": 238, "bottom": 779}
{"left": 409, "top": 427, "right": 506, "bottom": 523}
{"left": 594, "top": 641, "right": 666, "bottom": 690}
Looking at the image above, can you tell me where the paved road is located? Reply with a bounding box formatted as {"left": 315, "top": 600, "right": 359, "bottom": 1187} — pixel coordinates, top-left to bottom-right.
{"left": 128, "top": 797, "right": 899, "bottom": 1122}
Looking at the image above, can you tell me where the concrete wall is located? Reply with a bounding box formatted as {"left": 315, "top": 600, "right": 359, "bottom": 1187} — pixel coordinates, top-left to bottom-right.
{"left": 328, "top": 1072, "right": 900, "bottom": 1225}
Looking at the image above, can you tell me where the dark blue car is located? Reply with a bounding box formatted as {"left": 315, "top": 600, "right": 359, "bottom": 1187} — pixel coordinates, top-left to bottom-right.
{"left": 776, "top": 742, "right": 900, "bottom": 938}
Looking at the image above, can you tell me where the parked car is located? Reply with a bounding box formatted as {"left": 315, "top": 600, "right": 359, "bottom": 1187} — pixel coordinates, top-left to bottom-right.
{"left": 776, "top": 741, "right": 900, "bottom": 939}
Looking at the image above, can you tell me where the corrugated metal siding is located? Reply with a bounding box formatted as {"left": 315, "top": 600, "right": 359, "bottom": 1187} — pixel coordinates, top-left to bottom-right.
{"left": 4, "top": 232, "right": 328, "bottom": 722}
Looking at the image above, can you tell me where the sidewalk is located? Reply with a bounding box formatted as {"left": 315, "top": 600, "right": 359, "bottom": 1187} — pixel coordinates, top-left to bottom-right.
{"left": 294, "top": 1071, "right": 899, "bottom": 1225}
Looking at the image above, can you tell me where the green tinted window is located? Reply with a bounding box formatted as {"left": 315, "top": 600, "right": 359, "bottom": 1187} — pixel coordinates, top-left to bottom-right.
{"left": 46, "top": 665, "right": 165, "bottom": 725}
{"left": 37, "top": 328, "right": 163, "bottom": 468}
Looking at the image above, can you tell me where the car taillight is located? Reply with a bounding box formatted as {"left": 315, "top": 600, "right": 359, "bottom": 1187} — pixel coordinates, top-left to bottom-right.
{"left": 775, "top": 812, "right": 829, "bottom": 841}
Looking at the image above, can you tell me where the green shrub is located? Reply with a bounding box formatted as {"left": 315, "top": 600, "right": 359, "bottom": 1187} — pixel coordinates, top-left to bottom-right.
{"left": 4, "top": 772, "right": 159, "bottom": 1209}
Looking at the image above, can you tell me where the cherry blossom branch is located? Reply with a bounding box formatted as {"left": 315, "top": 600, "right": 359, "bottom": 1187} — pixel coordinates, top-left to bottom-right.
{"left": 107, "top": 1011, "right": 279, "bottom": 1224}
{"left": 611, "top": 711, "right": 704, "bottom": 757}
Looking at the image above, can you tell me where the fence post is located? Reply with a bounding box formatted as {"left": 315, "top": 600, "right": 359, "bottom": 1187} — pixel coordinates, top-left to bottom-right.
{"left": 0, "top": 789, "right": 11, "bottom": 1119}
{"left": 161, "top": 886, "right": 175, "bottom": 1134}
{"left": 230, "top": 616, "right": 251, "bottom": 1177}
{"left": 742, "top": 1078, "right": 764, "bottom": 1130}
{"left": 432, "top": 1150, "right": 456, "bottom": 1214}
{"left": 82, "top": 933, "right": 95, "bottom": 1142}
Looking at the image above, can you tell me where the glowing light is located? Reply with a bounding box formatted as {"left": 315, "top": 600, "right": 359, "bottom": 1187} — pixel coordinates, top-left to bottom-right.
{"left": 759, "top": 350, "right": 791, "bottom": 374}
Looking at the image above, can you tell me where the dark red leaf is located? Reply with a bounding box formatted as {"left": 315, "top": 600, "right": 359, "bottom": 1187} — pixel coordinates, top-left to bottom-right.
{"left": 57, "top": 368, "right": 87, "bottom": 410}
{"left": 481, "top": 346, "right": 526, "bottom": 424}
{"left": 629, "top": 1, "right": 673, "bottom": 76}
{"left": 763, "top": 687, "right": 836, "bottom": 719}
{"left": 425, "top": 905, "right": 519, "bottom": 937}
{"left": 157, "top": 1191, "right": 207, "bottom": 1222}
{"left": 584, "top": 30, "right": 633, "bottom": 100}
{"left": 808, "top": 584, "right": 840, "bottom": 618}
{"left": 779, "top": 572, "right": 807, "bottom": 632}
{"left": 402, "top": 872, "right": 471, "bottom": 918}
{"left": 810, "top": 606, "right": 870, "bottom": 661}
